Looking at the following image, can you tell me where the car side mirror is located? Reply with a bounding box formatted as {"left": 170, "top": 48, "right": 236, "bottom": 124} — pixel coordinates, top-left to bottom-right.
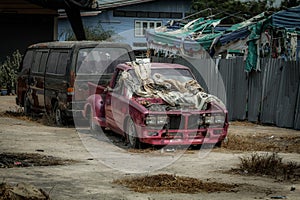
{"left": 105, "top": 86, "right": 113, "bottom": 92}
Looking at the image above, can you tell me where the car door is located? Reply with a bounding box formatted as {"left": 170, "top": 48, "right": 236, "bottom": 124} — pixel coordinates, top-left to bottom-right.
{"left": 44, "top": 50, "right": 70, "bottom": 113}
{"left": 27, "top": 49, "right": 48, "bottom": 112}
{"left": 105, "top": 69, "right": 128, "bottom": 134}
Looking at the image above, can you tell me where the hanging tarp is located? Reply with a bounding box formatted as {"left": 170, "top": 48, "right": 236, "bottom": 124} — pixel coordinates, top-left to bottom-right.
{"left": 146, "top": 8, "right": 299, "bottom": 71}
{"left": 147, "top": 29, "right": 209, "bottom": 58}
{"left": 214, "top": 12, "right": 271, "bottom": 72}
{"left": 146, "top": 12, "right": 270, "bottom": 61}
{"left": 272, "top": 6, "right": 300, "bottom": 32}
{"left": 219, "top": 27, "right": 249, "bottom": 45}
{"left": 146, "top": 18, "right": 222, "bottom": 58}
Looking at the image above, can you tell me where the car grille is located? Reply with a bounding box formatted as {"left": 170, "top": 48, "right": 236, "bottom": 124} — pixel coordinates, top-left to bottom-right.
{"left": 168, "top": 115, "right": 183, "bottom": 129}
{"left": 167, "top": 114, "right": 223, "bottom": 130}
{"left": 147, "top": 113, "right": 224, "bottom": 131}
{"left": 168, "top": 114, "right": 201, "bottom": 130}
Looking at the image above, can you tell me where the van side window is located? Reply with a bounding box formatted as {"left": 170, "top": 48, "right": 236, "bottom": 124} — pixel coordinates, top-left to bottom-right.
{"left": 56, "top": 52, "right": 69, "bottom": 75}
{"left": 21, "top": 50, "right": 33, "bottom": 73}
{"left": 38, "top": 52, "right": 48, "bottom": 73}
{"left": 46, "top": 51, "right": 69, "bottom": 75}
{"left": 46, "top": 52, "right": 59, "bottom": 74}
{"left": 32, "top": 52, "right": 42, "bottom": 73}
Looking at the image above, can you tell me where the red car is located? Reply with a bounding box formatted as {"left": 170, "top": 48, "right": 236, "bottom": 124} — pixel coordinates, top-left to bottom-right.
{"left": 83, "top": 62, "right": 229, "bottom": 148}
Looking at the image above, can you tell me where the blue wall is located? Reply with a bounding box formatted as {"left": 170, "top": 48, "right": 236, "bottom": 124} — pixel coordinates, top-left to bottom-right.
{"left": 58, "top": 0, "right": 192, "bottom": 50}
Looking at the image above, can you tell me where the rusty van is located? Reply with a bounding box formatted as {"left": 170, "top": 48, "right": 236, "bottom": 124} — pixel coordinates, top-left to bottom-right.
{"left": 16, "top": 41, "right": 135, "bottom": 125}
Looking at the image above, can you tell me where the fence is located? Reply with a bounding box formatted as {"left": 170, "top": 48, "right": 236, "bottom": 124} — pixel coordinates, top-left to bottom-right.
{"left": 151, "top": 56, "right": 300, "bottom": 130}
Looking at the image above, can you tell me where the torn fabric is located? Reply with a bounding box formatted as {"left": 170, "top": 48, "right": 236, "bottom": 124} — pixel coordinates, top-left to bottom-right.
{"left": 120, "top": 62, "right": 225, "bottom": 110}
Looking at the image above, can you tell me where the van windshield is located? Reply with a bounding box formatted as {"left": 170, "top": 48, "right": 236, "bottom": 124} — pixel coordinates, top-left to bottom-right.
{"left": 76, "top": 47, "right": 131, "bottom": 75}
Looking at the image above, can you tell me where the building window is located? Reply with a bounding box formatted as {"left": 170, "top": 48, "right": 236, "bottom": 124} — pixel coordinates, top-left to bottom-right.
{"left": 137, "top": 12, "right": 148, "bottom": 18}
{"left": 114, "top": 10, "right": 125, "bottom": 17}
{"left": 148, "top": 12, "right": 160, "bottom": 18}
{"left": 125, "top": 11, "right": 136, "bottom": 17}
{"left": 159, "top": 12, "right": 171, "bottom": 18}
{"left": 135, "top": 21, "right": 162, "bottom": 37}
{"left": 171, "top": 13, "right": 183, "bottom": 18}
{"left": 113, "top": 10, "right": 183, "bottom": 19}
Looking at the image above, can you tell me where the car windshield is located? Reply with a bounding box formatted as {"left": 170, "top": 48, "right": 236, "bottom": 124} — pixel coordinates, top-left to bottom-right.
{"left": 124, "top": 66, "right": 204, "bottom": 107}
{"left": 76, "top": 47, "right": 131, "bottom": 75}
{"left": 129, "top": 68, "right": 195, "bottom": 83}
{"left": 151, "top": 68, "right": 194, "bottom": 82}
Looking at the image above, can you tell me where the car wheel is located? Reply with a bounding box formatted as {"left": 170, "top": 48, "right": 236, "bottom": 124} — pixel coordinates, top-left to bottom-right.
{"left": 87, "top": 107, "right": 98, "bottom": 131}
{"left": 24, "top": 95, "right": 31, "bottom": 116}
{"left": 54, "top": 102, "right": 64, "bottom": 126}
{"left": 126, "top": 118, "right": 141, "bottom": 149}
{"left": 215, "top": 141, "right": 222, "bottom": 148}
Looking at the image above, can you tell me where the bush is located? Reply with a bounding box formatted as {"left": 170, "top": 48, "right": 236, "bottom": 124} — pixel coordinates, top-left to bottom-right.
{"left": 60, "top": 23, "right": 114, "bottom": 41}
{"left": 0, "top": 50, "right": 22, "bottom": 95}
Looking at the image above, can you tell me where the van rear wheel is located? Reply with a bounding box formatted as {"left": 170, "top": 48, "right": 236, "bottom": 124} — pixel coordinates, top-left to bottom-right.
{"left": 24, "top": 95, "right": 31, "bottom": 116}
{"left": 54, "top": 102, "right": 64, "bottom": 126}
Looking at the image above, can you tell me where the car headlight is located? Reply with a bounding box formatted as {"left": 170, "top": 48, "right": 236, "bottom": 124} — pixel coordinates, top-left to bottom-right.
{"left": 157, "top": 116, "right": 168, "bottom": 124}
{"left": 205, "top": 116, "right": 214, "bottom": 124}
{"left": 214, "top": 115, "right": 225, "bottom": 124}
{"left": 145, "top": 115, "right": 168, "bottom": 125}
{"left": 197, "top": 116, "right": 204, "bottom": 125}
{"left": 146, "top": 115, "right": 156, "bottom": 125}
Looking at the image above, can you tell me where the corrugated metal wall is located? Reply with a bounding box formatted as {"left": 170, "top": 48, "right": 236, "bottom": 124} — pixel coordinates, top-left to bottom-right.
{"left": 152, "top": 56, "right": 300, "bottom": 130}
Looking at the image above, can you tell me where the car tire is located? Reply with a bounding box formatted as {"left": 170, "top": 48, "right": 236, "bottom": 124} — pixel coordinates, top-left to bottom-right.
{"left": 24, "top": 95, "right": 31, "bottom": 116}
{"left": 54, "top": 102, "right": 64, "bottom": 126}
{"left": 215, "top": 141, "right": 222, "bottom": 148}
{"left": 126, "top": 118, "right": 141, "bottom": 149}
{"left": 87, "top": 107, "right": 98, "bottom": 132}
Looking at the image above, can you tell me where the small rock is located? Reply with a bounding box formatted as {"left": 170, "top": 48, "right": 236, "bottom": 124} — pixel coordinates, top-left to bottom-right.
{"left": 290, "top": 185, "right": 295, "bottom": 191}
{"left": 270, "top": 196, "right": 287, "bottom": 199}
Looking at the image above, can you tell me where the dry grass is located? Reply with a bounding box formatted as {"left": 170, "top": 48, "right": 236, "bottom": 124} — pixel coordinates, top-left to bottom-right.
{"left": 0, "top": 109, "right": 58, "bottom": 127}
{"left": 233, "top": 152, "right": 300, "bottom": 181}
{"left": 113, "top": 174, "right": 237, "bottom": 193}
{"left": 0, "top": 152, "right": 75, "bottom": 168}
{"left": 222, "top": 134, "right": 300, "bottom": 153}
{"left": 229, "top": 121, "right": 258, "bottom": 127}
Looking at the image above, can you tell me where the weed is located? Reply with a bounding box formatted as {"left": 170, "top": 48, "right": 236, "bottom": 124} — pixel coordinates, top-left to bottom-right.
{"left": 236, "top": 152, "right": 300, "bottom": 181}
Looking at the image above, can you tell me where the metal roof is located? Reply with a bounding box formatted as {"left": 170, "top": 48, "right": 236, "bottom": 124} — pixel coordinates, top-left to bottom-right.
{"left": 28, "top": 41, "right": 132, "bottom": 49}
{"left": 97, "top": 0, "right": 157, "bottom": 10}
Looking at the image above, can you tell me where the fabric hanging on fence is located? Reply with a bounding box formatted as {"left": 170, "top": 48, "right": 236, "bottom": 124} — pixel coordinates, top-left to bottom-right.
{"left": 245, "top": 20, "right": 265, "bottom": 72}
{"left": 290, "top": 33, "right": 298, "bottom": 61}
{"left": 260, "top": 31, "right": 272, "bottom": 57}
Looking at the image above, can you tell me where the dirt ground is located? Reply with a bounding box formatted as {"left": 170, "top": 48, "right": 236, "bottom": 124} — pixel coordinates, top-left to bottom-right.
{"left": 0, "top": 95, "right": 300, "bottom": 200}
